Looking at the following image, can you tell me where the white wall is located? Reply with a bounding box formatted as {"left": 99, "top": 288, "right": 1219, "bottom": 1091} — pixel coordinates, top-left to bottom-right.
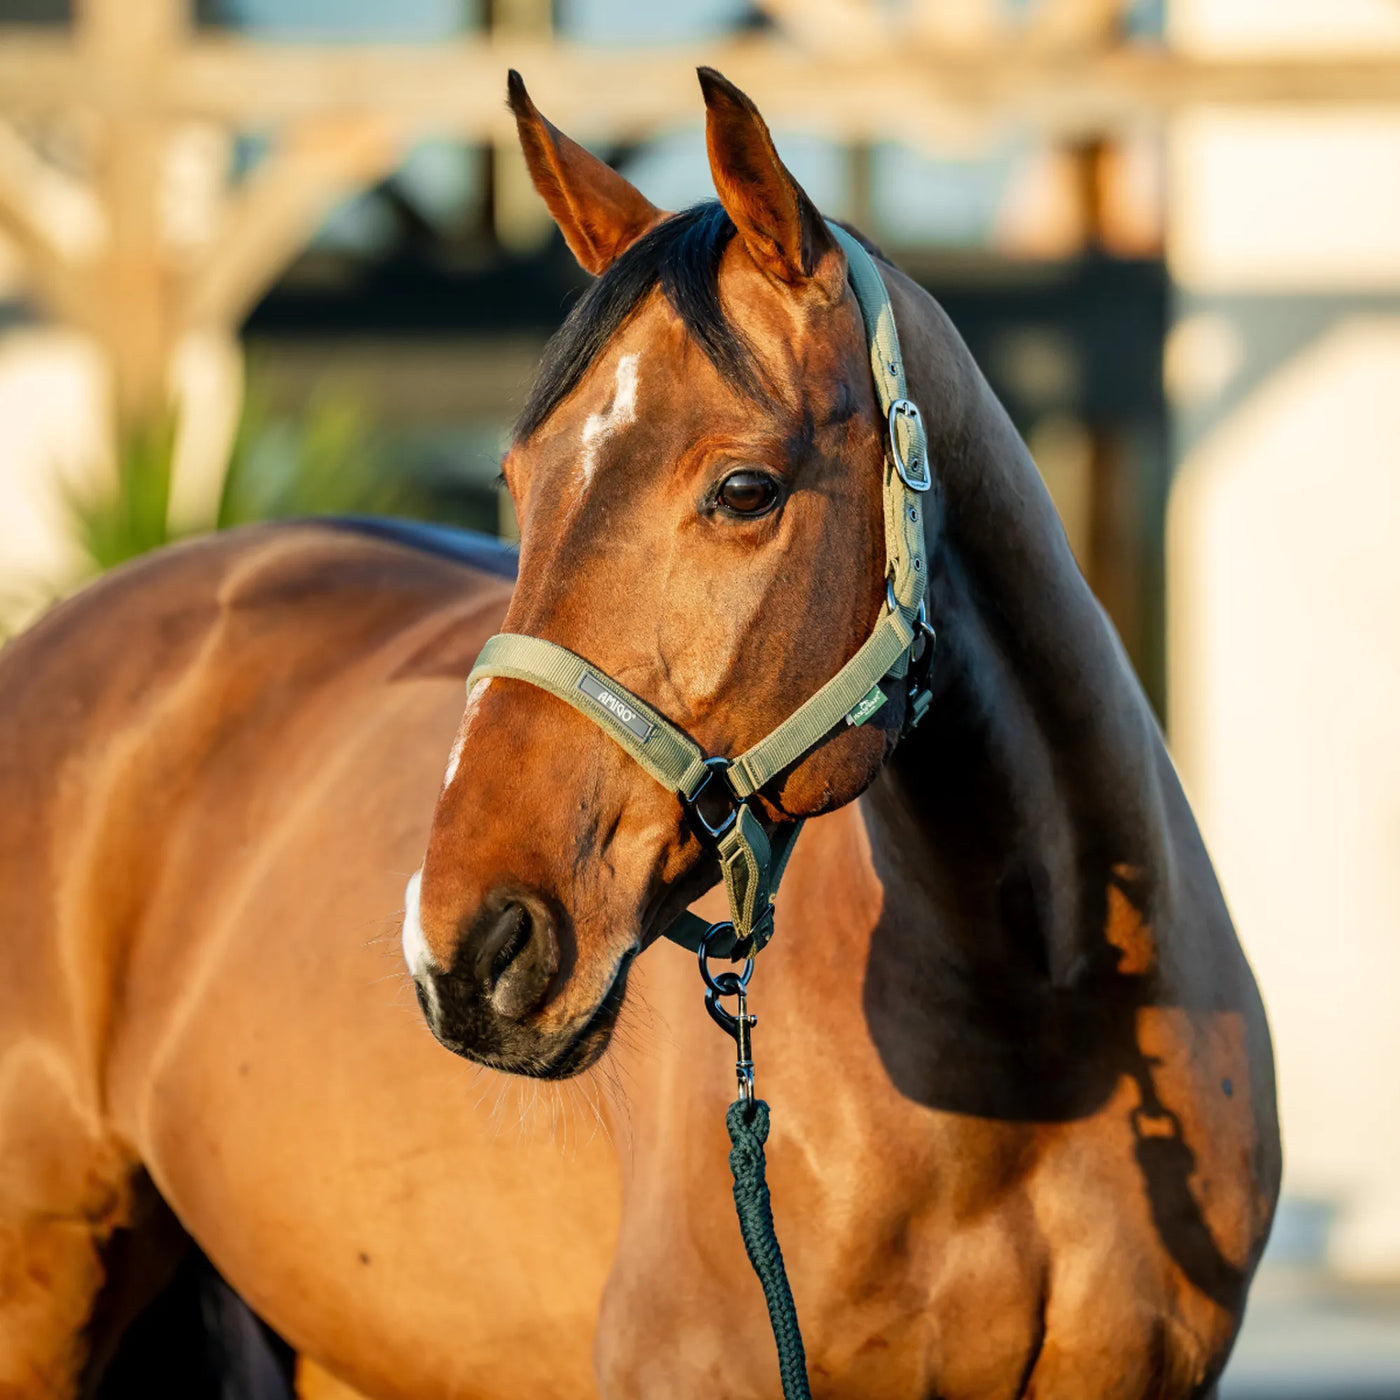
{"left": 0, "top": 326, "right": 240, "bottom": 636}
{"left": 0, "top": 328, "right": 108, "bottom": 632}
{"left": 1168, "top": 0, "right": 1400, "bottom": 1277}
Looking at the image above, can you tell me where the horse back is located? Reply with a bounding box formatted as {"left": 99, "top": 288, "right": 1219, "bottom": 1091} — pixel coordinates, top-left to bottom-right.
{"left": 0, "top": 520, "right": 513, "bottom": 1117}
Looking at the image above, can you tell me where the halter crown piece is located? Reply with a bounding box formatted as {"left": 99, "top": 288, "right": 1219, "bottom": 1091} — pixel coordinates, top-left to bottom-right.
{"left": 466, "top": 223, "right": 934, "bottom": 964}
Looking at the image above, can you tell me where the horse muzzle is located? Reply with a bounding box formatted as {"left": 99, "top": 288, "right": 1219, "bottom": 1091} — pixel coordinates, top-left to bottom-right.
{"left": 402, "top": 870, "right": 632, "bottom": 1077}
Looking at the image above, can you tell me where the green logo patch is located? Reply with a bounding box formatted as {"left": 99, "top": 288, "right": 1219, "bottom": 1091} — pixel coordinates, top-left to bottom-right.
{"left": 845, "top": 684, "right": 887, "bottom": 728}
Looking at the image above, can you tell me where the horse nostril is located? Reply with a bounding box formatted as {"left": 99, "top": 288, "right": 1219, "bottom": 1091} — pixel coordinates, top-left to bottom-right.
{"left": 472, "top": 895, "right": 560, "bottom": 1019}
{"left": 473, "top": 900, "right": 530, "bottom": 985}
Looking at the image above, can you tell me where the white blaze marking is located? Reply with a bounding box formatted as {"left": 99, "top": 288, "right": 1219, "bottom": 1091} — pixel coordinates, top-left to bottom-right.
{"left": 401, "top": 869, "right": 439, "bottom": 1008}
{"left": 443, "top": 677, "right": 491, "bottom": 790}
{"left": 578, "top": 352, "right": 640, "bottom": 488}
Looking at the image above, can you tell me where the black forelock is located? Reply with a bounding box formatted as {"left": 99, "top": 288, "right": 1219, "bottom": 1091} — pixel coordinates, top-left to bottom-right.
{"left": 514, "top": 202, "right": 766, "bottom": 443}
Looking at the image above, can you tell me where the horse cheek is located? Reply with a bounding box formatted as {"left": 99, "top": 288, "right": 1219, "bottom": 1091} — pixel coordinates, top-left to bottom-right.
{"left": 773, "top": 719, "right": 889, "bottom": 818}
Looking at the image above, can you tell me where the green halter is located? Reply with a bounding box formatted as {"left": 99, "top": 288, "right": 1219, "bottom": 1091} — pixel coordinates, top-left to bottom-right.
{"left": 466, "top": 223, "right": 934, "bottom": 960}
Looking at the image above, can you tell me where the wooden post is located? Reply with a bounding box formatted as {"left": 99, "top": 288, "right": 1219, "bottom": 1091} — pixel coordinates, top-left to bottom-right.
{"left": 79, "top": 0, "right": 187, "bottom": 429}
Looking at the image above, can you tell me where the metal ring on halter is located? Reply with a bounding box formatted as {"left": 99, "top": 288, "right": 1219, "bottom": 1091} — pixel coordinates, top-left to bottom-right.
{"left": 886, "top": 578, "right": 927, "bottom": 630}
{"left": 697, "top": 922, "right": 755, "bottom": 994}
{"left": 888, "top": 399, "right": 931, "bottom": 493}
{"left": 681, "top": 756, "right": 739, "bottom": 846}
{"left": 698, "top": 923, "right": 756, "bottom": 1042}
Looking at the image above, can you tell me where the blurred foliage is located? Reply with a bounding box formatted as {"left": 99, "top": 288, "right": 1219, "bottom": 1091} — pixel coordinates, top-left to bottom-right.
{"left": 65, "top": 415, "right": 178, "bottom": 573}
{"left": 3, "top": 368, "right": 503, "bottom": 643}
{"left": 217, "top": 378, "right": 426, "bottom": 527}
{"left": 62, "top": 376, "right": 449, "bottom": 578}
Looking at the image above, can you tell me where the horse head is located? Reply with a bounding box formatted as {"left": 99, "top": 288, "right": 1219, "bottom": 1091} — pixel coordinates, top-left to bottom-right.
{"left": 405, "top": 68, "right": 926, "bottom": 1075}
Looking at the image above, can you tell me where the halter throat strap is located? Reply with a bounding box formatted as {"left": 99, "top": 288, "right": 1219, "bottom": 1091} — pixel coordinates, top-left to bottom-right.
{"left": 465, "top": 223, "right": 934, "bottom": 957}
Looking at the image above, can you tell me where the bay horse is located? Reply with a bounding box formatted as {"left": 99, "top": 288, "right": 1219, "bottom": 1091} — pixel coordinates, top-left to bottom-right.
{"left": 0, "top": 69, "right": 1277, "bottom": 1399}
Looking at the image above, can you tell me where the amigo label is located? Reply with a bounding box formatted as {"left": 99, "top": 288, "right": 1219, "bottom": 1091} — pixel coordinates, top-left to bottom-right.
{"left": 578, "top": 672, "right": 655, "bottom": 743}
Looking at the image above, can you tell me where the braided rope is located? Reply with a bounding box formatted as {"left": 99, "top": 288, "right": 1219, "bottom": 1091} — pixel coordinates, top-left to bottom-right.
{"left": 726, "top": 1099, "right": 812, "bottom": 1400}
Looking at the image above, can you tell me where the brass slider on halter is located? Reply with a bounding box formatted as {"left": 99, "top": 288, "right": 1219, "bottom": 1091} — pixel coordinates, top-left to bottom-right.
{"left": 465, "top": 224, "right": 935, "bottom": 971}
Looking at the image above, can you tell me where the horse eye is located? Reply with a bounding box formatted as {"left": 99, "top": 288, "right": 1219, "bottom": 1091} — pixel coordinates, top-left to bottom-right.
{"left": 717, "top": 471, "right": 779, "bottom": 517}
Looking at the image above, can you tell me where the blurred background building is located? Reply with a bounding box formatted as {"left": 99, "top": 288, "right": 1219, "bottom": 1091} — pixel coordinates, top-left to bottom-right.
{"left": 0, "top": 1, "right": 1397, "bottom": 1393}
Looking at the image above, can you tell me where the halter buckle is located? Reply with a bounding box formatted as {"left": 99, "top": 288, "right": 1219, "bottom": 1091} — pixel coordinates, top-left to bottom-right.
{"left": 682, "top": 756, "right": 739, "bottom": 846}
{"left": 888, "top": 399, "right": 931, "bottom": 493}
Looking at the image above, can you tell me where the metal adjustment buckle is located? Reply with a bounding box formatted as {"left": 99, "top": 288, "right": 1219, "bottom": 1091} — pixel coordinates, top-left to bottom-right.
{"left": 682, "top": 755, "right": 739, "bottom": 847}
{"left": 888, "top": 399, "right": 931, "bottom": 493}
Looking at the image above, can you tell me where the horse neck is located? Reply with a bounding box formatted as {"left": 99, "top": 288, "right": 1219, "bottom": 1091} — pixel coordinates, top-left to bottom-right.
{"left": 866, "top": 281, "right": 1171, "bottom": 991}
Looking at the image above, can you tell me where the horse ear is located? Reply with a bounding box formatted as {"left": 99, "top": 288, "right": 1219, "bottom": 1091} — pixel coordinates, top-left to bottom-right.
{"left": 698, "top": 67, "right": 845, "bottom": 301}
{"left": 507, "top": 70, "right": 667, "bottom": 276}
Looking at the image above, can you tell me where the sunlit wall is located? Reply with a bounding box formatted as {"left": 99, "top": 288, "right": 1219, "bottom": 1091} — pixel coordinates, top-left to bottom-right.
{"left": 1167, "top": 0, "right": 1400, "bottom": 1278}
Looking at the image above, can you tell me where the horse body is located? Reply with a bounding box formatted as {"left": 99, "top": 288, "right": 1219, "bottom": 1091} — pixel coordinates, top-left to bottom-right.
{"left": 0, "top": 524, "right": 616, "bottom": 1397}
{"left": 0, "top": 516, "right": 1275, "bottom": 1399}
{"left": 0, "top": 67, "right": 1278, "bottom": 1400}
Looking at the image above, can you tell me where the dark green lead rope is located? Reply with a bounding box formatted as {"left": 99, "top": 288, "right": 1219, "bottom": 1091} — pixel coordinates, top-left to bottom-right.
{"left": 726, "top": 1098, "right": 813, "bottom": 1400}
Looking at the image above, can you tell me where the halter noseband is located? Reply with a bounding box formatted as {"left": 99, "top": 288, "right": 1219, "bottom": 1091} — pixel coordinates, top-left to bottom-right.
{"left": 466, "top": 224, "right": 934, "bottom": 961}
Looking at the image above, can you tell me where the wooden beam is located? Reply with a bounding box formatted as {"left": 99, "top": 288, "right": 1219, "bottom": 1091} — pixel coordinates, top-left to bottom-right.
{"left": 1, "top": 29, "right": 1400, "bottom": 136}
{"left": 0, "top": 32, "right": 85, "bottom": 114}
{"left": 184, "top": 115, "right": 401, "bottom": 330}
{"left": 79, "top": 0, "right": 190, "bottom": 422}
{"left": 909, "top": 0, "right": 1007, "bottom": 52}
{"left": 159, "top": 40, "right": 1400, "bottom": 137}
{"left": 0, "top": 121, "right": 100, "bottom": 325}
{"left": 751, "top": 0, "right": 889, "bottom": 54}
{"left": 1023, "top": 0, "right": 1124, "bottom": 49}
{"left": 0, "top": 121, "right": 102, "bottom": 259}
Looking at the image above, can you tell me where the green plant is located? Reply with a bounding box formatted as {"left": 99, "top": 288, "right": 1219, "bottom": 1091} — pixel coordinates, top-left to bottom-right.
{"left": 217, "top": 378, "right": 422, "bottom": 527}
{"left": 60, "top": 374, "right": 430, "bottom": 579}
{"left": 4, "top": 370, "right": 497, "bottom": 643}
{"left": 64, "top": 414, "right": 178, "bottom": 573}
{"left": 6, "top": 367, "right": 503, "bottom": 645}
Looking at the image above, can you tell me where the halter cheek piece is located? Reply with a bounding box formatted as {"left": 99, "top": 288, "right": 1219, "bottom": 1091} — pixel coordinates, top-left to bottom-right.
{"left": 466, "top": 223, "right": 934, "bottom": 972}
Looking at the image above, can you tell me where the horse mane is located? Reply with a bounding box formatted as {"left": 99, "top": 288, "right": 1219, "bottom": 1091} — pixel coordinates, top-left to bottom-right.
{"left": 515, "top": 201, "right": 889, "bottom": 444}
{"left": 516, "top": 202, "right": 757, "bottom": 441}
